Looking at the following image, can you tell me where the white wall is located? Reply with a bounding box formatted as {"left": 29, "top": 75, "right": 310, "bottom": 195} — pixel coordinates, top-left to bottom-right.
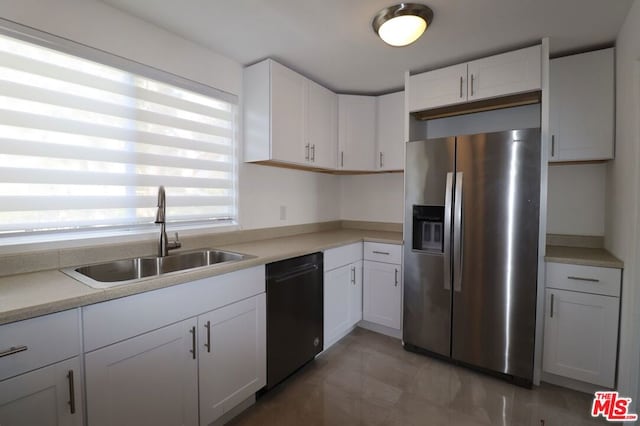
{"left": 607, "top": 0, "right": 640, "bottom": 407}
{"left": 240, "top": 164, "right": 339, "bottom": 228}
{"left": 547, "top": 164, "right": 606, "bottom": 235}
{"left": 0, "top": 0, "right": 341, "bottom": 231}
{"left": 340, "top": 173, "right": 404, "bottom": 223}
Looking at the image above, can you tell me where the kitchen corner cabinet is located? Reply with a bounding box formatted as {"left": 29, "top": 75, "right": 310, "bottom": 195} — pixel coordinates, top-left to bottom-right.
{"left": 243, "top": 59, "right": 337, "bottom": 169}
{"left": 338, "top": 95, "right": 377, "bottom": 171}
{"left": 408, "top": 45, "right": 541, "bottom": 113}
{"left": 376, "top": 91, "right": 405, "bottom": 171}
{"left": 543, "top": 262, "right": 621, "bottom": 388}
{"left": 323, "top": 243, "right": 363, "bottom": 349}
{"left": 363, "top": 243, "right": 402, "bottom": 330}
{"left": 0, "top": 310, "right": 83, "bottom": 426}
{"left": 549, "top": 48, "right": 614, "bottom": 162}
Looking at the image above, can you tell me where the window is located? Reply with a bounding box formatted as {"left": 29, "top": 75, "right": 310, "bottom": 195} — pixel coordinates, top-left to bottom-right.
{"left": 0, "top": 23, "right": 238, "bottom": 239}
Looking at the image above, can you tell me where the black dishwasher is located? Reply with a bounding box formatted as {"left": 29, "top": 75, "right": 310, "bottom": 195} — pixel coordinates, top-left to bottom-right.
{"left": 264, "top": 252, "right": 323, "bottom": 390}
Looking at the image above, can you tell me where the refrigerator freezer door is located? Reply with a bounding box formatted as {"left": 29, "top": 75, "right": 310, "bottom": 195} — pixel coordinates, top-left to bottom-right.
{"left": 451, "top": 129, "right": 540, "bottom": 382}
{"left": 403, "top": 137, "right": 455, "bottom": 357}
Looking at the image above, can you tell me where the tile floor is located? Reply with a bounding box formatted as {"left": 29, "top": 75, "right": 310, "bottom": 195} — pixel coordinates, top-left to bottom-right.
{"left": 229, "top": 328, "right": 608, "bottom": 426}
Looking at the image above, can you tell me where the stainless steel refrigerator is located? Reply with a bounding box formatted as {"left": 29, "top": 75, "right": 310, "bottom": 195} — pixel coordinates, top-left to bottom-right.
{"left": 403, "top": 128, "right": 541, "bottom": 386}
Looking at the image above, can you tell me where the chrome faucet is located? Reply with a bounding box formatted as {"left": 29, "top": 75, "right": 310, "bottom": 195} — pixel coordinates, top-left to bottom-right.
{"left": 155, "top": 186, "right": 181, "bottom": 257}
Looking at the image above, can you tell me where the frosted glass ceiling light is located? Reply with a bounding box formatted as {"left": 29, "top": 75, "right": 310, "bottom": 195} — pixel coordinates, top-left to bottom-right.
{"left": 372, "top": 3, "right": 434, "bottom": 47}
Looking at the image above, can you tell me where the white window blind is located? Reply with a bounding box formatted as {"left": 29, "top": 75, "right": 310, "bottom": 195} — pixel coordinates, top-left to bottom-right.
{"left": 0, "top": 28, "right": 237, "bottom": 237}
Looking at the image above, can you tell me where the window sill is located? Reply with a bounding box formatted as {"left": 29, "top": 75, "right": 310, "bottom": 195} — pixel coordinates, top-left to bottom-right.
{"left": 0, "top": 222, "right": 240, "bottom": 256}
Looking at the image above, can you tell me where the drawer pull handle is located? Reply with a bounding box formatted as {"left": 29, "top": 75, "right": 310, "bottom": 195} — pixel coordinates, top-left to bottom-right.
{"left": 67, "top": 370, "right": 76, "bottom": 414}
{"left": 372, "top": 251, "right": 390, "bottom": 255}
{"left": 0, "top": 345, "right": 27, "bottom": 358}
{"left": 567, "top": 276, "right": 600, "bottom": 283}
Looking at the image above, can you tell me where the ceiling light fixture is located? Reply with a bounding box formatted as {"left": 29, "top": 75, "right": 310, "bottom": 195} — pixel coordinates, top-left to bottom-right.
{"left": 372, "top": 3, "right": 434, "bottom": 47}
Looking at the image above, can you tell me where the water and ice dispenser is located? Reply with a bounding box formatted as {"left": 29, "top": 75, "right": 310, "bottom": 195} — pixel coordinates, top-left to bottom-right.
{"left": 412, "top": 205, "right": 445, "bottom": 252}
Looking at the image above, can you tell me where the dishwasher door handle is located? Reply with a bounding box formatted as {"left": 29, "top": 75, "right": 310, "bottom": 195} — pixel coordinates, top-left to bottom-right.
{"left": 272, "top": 264, "right": 319, "bottom": 283}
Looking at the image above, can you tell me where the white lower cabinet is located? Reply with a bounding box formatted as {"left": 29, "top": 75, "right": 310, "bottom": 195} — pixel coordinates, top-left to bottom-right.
{"left": 323, "top": 243, "right": 363, "bottom": 349}
{"left": 324, "top": 261, "right": 362, "bottom": 348}
{"left": 543, "top": 288, "right": 619, "bottom": 388}
{"left": 0, "top": 309, "right": 82, "bottom": 426}
{"left": 85, "top": 318, "right": 199, "bottom": 426}
{"left": 363, "top": 260, "right": 402, "bottom": 330}
{"left": 543, "top": 262, "right": 621, "bottom": 388}
{"left": 198, "top": 294, "right": 266, "bottom": 426}
{"left": 83, "top": 267, "right": 266, "bottom": 426}
{"left": 0, "top": 356, "right": 83, "bottom": 426}
{"left": 349, "top": 261, "right": 363, "bottom": 327}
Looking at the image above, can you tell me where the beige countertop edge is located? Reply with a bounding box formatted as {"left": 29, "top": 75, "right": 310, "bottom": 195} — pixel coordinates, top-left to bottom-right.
{"left": 0, "top": 231, "right": 403, "bottom": 326}
{"left": 544, "top": 245, "right": 624, "bottom": 269}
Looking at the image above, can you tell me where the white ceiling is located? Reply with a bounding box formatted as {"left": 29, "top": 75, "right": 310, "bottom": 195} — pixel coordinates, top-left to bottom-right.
{"left": 99, "top": 0, "right": 633, "bottom": 94}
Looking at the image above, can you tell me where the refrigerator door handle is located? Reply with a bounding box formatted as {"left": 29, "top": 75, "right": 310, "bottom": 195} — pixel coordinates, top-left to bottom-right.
{"left": 453, "top": 172, "right": 464, "bottom": 292}
{"left": 443, "top": 172, "right": 454, "bottom": 291}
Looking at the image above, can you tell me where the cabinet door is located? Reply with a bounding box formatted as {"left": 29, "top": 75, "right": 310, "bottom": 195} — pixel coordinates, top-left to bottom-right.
{"left": 307, "top": 80, "right": 338, "bottom": 169}
{"left": 324, "top": 263, "right": 352, "bottom": 348}
{"left": 338, "top": 95, "right": 376, "bottom": 170}
{"left": 407, "top": 63, "right": 467, "bottom": 112}
{"left": 270, "top": 61, "right": 306, "bottom": 165}
{"left": 349, "top": 260, "right": 363, "bottom": 327}
{"left": 363, "top": 261, "right": 402, "bottom": 329}
{"left": 467, "top": 45, "right": 541, "bottom": 102}
{"left": 376, "top": 91, "right": 405, "bottom": 171}
{"left": 543, "top": 289, "right": 619, "bottom": 387}
{"left": 549, "top": 48, "right": 614, "bottom": 162}
{"left": 0, "top": 357, "right": 82, "bottom": 426}
{"left": 85, "top": 319, "right": 198, "bottom": 426}
{"left": 198, "top": 294, "right": 266, "bottom": 426}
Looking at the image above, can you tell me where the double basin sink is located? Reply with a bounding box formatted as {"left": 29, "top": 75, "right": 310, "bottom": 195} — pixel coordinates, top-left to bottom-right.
{"left": 63, "top": 249, "right": 254, "bottom": 289}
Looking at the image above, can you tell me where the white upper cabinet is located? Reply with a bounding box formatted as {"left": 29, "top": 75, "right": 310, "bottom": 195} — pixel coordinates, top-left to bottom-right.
{"left": 549, "top": 48, "right": 614, "bottom": 162}
{"left": 307, "top": 80, "right": 338, "bottom": 169}
{"left": 467, "top": 45, "right": 541, "bottom": 102}
{"left": 244, "top": 59, "right": 338, "bottom": 169}
{"left": 270, "top": 61, "right": 307, "bottom": 165}
{"left": 408, "top": 45, "right": 541, "bottom": 113}
{"left": 376, "top": 91, "right": 405, "bottom": 171}
{"left": 338, "top": 95, "right": 377, "bottom": 171}
{"left": 408, "top": 63, "right": 468, "bottom": 112}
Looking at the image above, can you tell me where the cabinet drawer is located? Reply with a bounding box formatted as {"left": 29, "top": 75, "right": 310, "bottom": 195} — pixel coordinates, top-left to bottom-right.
{"left": 0, "top": 309, "right": 80, "bottom": 381}
{"left": 364, "top": 242, "right": 402, "bottom": 264}
{"left": 545, "top": 262, "right": 621, "bottom": 297}
{"left": 324, "top": 243, "right": 362, "bottom": 271}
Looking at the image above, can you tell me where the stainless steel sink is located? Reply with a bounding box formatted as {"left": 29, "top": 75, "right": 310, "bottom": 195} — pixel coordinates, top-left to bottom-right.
{"left": 63, "top": 249, "right": 254, "bottom": 289}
